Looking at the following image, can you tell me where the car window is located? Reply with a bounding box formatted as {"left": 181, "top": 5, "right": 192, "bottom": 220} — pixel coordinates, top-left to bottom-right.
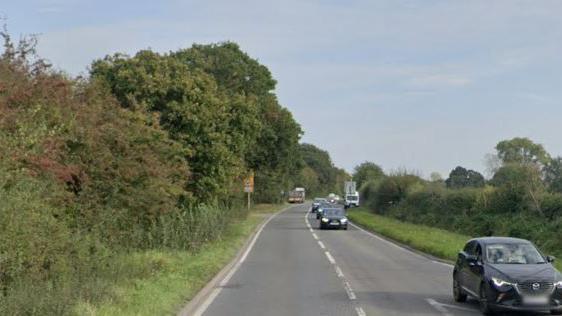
{"left": 323, "top": 209, "right": 344, "bottom": 216}
{"left": 485, "top": 243, "right": 546, "bottom": 264}
{"left": 463, "top": 241, "right": 476, "bottom": 255}
{"left": 476, "top": 244, "right": 483, "bottom": 263}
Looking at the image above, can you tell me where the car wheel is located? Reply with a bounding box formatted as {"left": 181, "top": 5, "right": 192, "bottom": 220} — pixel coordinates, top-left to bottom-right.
{"left": 453, "top": 274, "right": 467, "bottom": 302}
{"left": 479, "top": 283, "right": 494, "bottom": 315}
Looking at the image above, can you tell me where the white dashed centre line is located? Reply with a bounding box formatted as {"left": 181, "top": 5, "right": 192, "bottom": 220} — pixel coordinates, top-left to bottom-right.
{"left": 324, "top": 251, "right": 336, "bottom": 264}
{"left": 355, "top": 307, "right": 366, "bottom": 316}
{"left": 305, "top": 208, "right": 363, "bottom": 314}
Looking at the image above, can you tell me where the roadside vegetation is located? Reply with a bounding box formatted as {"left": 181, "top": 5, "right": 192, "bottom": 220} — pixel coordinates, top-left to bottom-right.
{"left": 353, "top": 138, "right": 562, "bottom": 266}
{"left": 0, "top": 29, "right": 338, "bottom": 315}
{"left": 74, "top": 204, "right": 284, "bottom": 316}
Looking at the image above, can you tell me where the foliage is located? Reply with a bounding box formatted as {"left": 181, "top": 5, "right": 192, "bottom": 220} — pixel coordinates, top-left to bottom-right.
{"left": 352, "top": 161, "right": 385, "bottom": 190}
{"left": 0, "top": 32, "right": 297, "bottom": 315}
{"left": 545, "top": 157, "right": 562, "bottom": 193}
{"left": 91, "top": 43, "right": 303, "bottom": 203}
{"left": 495, "top": 137, "right": 550, "bottom": 166}
{"left": 445, "top": 166, "right": 485, "bottom": 189}
{"left": 296, "top": 143, "right": 349, "bottom": 197}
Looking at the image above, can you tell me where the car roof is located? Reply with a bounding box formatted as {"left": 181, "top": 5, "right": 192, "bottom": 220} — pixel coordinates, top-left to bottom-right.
{"left": 322, "top": 207, "right": 344, "bottom": 211}
{"left": 469, "top": 237, "right": 532, "bottom": 245}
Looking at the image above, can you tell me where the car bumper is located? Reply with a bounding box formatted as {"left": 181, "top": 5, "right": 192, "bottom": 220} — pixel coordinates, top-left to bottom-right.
{"left": 489, "top": 303, "right": 562, "bottom": 312}
{"left": 487, "top": 288, "right": 562, "bottom": 312}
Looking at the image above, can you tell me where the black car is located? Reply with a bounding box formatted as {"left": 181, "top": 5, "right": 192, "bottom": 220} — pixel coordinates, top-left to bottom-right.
{"left": 453, "top": 237, "right": 562, "bottom": 315}
{"left": 311, "top": 198, "right": 327, "bottom": 213}
{"left": 319, "top": 208, "right": 348, "bottom": 230}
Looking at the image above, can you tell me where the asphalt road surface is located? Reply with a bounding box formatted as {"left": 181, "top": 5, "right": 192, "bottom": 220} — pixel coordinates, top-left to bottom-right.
{"left": 198, "top": 203, "right": 531, "bottom": 316}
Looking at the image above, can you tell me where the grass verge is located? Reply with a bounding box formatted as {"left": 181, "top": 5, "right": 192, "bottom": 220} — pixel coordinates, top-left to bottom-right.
{"left": 348, "top": 208, "right": 562, "bottom": 270}
{"left": 348, "top": 208, "right": 473, "bottom": 262}
{"left": 75, "top": 203, "right": 285, "bottom": 316}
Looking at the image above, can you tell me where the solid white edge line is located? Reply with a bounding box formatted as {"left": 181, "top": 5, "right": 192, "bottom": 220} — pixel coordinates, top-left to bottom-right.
{"left": 349, "top": 222, "right": 454, "bottom": 267}
{"left": 192, "top": 208, "right": 284, "bottom": 316}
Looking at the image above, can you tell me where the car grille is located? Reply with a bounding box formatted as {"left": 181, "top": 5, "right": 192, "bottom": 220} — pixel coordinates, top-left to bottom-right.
{"left": 517, "top": 282, "right": 554, "bottom": 296}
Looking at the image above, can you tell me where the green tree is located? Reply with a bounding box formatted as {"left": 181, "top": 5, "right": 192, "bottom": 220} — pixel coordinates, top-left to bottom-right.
{"left": 172, "top": 43, "right": 303, "bottom": 202}
{"left": 490, "top": 164, "right": 544, "bottom": 213}
{"left": 544, "top": 157, "right": 562, "bottom": 193}
{"left": 353, "top": 161, "right": 385, "bottom": 189}
{"left": 299, "top": 143, "right": 336, "bottom": 191}
{"left": 495, "top": 137, "right": 550, "bottom": 166}
{"left": 445, "top": 166, "right": 485, "bottom": 189}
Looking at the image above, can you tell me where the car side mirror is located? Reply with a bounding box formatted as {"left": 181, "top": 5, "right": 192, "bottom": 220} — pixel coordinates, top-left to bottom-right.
{"left": 547, "top": 255, "right": 556, "bottom": 263}
{"left": 466, "top": 255, "right": 479, "bottom": 266}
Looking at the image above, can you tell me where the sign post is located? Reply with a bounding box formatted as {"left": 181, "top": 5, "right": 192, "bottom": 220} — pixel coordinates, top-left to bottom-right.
{"left": 244, "top": 172, "right": 254, "bottom": 210}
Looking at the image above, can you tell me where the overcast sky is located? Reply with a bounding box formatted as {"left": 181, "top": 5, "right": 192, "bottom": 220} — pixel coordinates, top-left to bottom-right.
{"left": 3, "top": 0, "right": 562, "bottom": 178}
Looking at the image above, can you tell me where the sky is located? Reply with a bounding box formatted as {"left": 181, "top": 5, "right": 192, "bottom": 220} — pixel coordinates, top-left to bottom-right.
{"left": 3, "top": 0, "right": 562, "bottom": 178}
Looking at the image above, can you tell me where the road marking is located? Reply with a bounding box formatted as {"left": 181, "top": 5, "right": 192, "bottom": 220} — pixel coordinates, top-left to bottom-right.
{"left": 305, "top": 209, "right": 364, "bottom": 309}
{"left": 335, "top": 265, "right": 344, "bottom": 278}
{"left": 325, "top": 251, "right": 336, "bottom": 264}
{"left": 426, "top": 298, "right": 454, "bottom": 316}
{"left": 190, "top": 207, "right": 284, "bottom": 316}
{"left": 426, "top": 298, "right": 478, "bottom": 315}
{"left": 355, "top": 307, "right": 366, "bottom": 316}
{"left": 343, "top": 279, "right": 357, "bottom": 300}
{"left": 432, "top": 260, "right": 454, "bottom": 268}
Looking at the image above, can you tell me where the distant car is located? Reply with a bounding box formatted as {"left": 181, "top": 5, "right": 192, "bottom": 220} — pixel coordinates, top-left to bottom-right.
{"left": 311, "top": 198, "right": 327, "bottom": 213}
{"left": 453, "top": 237, "right": 562, "bottom": 315}
{"left": 319, "top": 207, "right": 348, "bottom": 230}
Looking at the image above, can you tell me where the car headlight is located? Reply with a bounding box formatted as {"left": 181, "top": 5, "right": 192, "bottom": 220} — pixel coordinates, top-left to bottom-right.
{"left": 555, "top": 281, "right": 562, "bottom": 289}
{"left": 340, "top": 218, "right": 348, "bottom": 223}
{"left": 321, "top": 218, "right": 329, "bottom": 222}
{"left": 492, "top": 277, "right": 513, "bottom": 288}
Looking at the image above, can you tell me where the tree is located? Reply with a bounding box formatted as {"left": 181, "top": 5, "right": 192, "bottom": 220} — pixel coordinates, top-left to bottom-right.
{"left": 544, "top": 157, "right": 562, "bottom": 193}
{"left": 490, "top": 163, "right": 544, "bottom": 214}
{"left": 91, "top": 43, "right": 303, "bottom": 203}
{"left": 352, "top": 162, "right": 385, "bottom": 189}
{"left": 445, "top": 166, "right": 485, "bottom": 189}
{"left": 495, "top": 137, "right": 550, "bottom": 166}
{"left": 430, "top": 172, "right": 444, "bottom": 183}
{"left": 299, "top": 143, "right": 337, "bottom": 193}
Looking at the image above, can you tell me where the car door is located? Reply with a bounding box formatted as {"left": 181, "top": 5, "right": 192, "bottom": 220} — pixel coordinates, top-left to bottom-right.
{"left": 459, "top": 241, "right": 476, "bottom": 291}
{"left": 467, "top": 243, "right": 484, "bottom": 294}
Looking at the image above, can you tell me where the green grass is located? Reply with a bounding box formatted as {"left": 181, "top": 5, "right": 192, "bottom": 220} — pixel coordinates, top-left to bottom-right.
{"left": 347, "top": 208, "right": 471, "bottom": 262}
{"left": 75, "top": 203, "right": 285, "bottom": 316}
{"left": 348, "top": 208, "right": 562, "bottom": 271}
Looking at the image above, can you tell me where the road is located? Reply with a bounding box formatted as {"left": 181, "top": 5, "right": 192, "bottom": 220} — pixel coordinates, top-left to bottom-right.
{"left": 197, "top": 203, "right": 484, "bottom": 316}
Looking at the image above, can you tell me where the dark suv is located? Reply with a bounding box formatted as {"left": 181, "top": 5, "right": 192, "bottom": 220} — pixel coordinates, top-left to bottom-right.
{"left": 453, "top": 237, "right": 562, "bottom": 315}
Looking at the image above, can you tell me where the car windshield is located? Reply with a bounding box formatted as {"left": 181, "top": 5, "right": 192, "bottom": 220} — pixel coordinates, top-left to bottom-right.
{"left": 324, "top": 209, "right": 344, "bottom": 216}
{"left": 486, "top": 243, "right": 546, "bottom": 264}
{"left": 314, "top": 198, "right": 326, "bottom": 202}
{"left": 346, "top": 196, "right": 358, "bottom": 201}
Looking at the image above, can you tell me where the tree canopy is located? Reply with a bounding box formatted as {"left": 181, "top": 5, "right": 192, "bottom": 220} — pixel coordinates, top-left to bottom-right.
{"left": 445, "top": 166, "right": 485, "bottom": 189}
{"left": 496, "top": 137, "right": 550, "bottom": 166}
{"left": 352, "top": 161, "right": 385, "bottom": 189}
